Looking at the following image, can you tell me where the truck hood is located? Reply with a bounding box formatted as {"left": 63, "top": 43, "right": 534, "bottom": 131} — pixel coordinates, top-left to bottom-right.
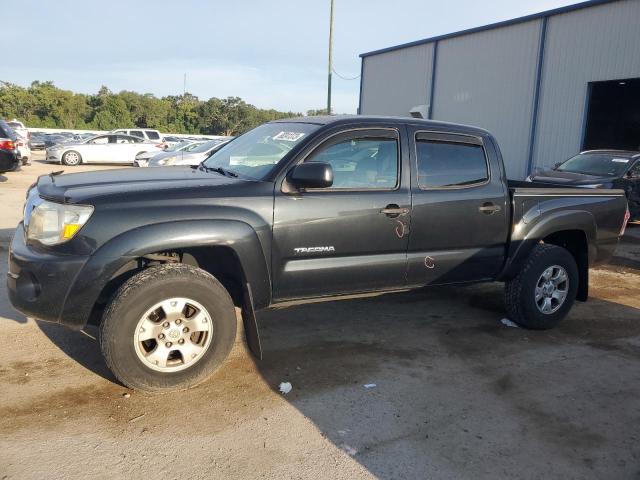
{"left": 36, "top": 166, "right": 249, "bottom": 204}
{"left": 529, "top": 169, "right": 615, "bottom": 186}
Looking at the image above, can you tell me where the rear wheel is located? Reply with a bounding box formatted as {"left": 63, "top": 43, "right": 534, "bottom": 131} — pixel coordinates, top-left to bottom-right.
{"left": 504, "top": 244, "right": 578, "bottom": 329}
{"left": 62, "top": 150, "right": 81, "bottom": 166}
{"left": 99, "top": 264, "right": 237, "bottom": 393}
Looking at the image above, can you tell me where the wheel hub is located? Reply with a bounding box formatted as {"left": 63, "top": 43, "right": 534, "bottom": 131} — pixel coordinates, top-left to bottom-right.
{"left": 134, "top": 297, "right": 213, "bottom": 372}
{"left": 534, "top": 265, "right": 569, "bottom": 314}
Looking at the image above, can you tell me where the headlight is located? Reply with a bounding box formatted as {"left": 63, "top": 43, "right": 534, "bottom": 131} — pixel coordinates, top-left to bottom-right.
{"left": 26, "top": 200, "right": 94, "bottom": 245}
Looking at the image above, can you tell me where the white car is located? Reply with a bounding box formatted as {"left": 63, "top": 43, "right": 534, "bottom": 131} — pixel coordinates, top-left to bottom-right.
{"left": 5, "top": 120, "right": 31, "bottom": 165}
{"left": 15, "top": 137, "right": 31, "bottom": 165}
{"left": 46, "top": 133, "right": 163, "bottom": 166}
{"left": 6, "top": 119, "right": 29, "bottom": 140}
{"left": 112, "top": 128, "right": 164, "bottom": 143}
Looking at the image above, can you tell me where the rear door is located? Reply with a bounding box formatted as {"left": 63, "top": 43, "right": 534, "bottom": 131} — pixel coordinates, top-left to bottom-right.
{"left": 407, "top": 129, "right": 509, "bottom": 285}
{"left": 272, "top": 126, "right": 411, "bottom": 300}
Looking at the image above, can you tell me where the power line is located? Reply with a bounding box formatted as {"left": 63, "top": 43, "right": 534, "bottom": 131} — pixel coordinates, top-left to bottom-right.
{"left": 331, "top": 68, "right": 360, "bottom": 81}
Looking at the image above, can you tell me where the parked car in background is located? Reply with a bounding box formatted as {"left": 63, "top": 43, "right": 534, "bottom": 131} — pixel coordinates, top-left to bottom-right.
{"left": 6, "top": 119, "right": 29, "bottom": 140}
{"left": 163, "top": 135, "right": 184, "bottom": 148}
{"left": 112, "top": 128, "right": 164, "bottom": 143}
{"left": 134, "top": 141, "right": 203, "bottom": 167}
{"left": 29, "top": 132, "right": 47, "bottom": 150}
{"left": 147, "top": 139, "right": 231, "bottom": 167}
{"left": 527, "top": 150, "right": 640, "bottom": 220}
{"left": 43, "top": 134, "right": 71, "bottom": 149}
{"left": 47, "top": 133, "right": 163, "bottom": 165}
{"left": 15, "top": 137, "right": 31, "bottom": 165}
{"left": 0, "top": 120, "right": 20, "bottom": 173}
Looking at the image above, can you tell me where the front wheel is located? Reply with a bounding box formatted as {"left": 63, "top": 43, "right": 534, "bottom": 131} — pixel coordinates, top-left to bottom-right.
{"left": 62, "top": 150, "right": 82, "bottom": 166}
{"left": 504, "top": 244, "right": 578, "bottom": 329}
{"left": 99, "top": 264, "right": 237, "bottom": 393}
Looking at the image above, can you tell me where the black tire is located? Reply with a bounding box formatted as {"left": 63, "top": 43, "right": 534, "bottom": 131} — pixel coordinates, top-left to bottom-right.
{"left": 62, "top": 150, "right": 82, "bottom": 166}
{"left": 504, "top": 243, "right": 578, "bottom": 330}
{"left": 99, "top": 264, "right": 237, "bottom": 393}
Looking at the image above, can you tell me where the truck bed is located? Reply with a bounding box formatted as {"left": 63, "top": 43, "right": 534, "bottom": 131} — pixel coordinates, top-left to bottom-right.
{"left": 507, "top": 180, "right": 628, "bottom": 266}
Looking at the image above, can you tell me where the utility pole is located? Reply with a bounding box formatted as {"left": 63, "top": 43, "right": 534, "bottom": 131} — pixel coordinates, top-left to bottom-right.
{"left": 327, "top": 0, "right": 334, "bottom": 115}
{"left": 183, "top": 73, "right": 187, "bottom": 96}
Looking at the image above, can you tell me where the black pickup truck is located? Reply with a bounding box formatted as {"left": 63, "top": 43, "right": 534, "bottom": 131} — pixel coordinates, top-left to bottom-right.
{"left": 8, "top": 116, "right": 630, "bottom": 392}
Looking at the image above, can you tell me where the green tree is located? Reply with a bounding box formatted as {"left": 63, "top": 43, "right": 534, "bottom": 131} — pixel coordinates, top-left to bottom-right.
{"left": 0, "top": 80, "right": 301, "bottom": 134}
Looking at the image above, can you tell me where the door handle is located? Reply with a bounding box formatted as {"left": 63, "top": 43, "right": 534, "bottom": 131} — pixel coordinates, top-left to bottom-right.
{"left": 478, "top": 202, "right": 501, "bottom": 214}
{"left": 380, "top": 205, "right": 409, "bottom": 217}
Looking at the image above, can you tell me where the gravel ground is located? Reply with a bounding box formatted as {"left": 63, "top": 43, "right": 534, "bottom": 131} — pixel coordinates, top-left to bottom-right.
{"left": 1, "top": 153, "right": 639, "bottom": 479}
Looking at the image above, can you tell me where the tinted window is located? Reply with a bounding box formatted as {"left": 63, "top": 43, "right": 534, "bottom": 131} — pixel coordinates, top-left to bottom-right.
{"left": 129, "top": 130, "right": 144, "bottom": 138}
{"left": 307, "top": 137, "right": 398, "bottom": 189}
{"left": 145, "top": 130, "right": 160, "bottom": 140}
{"left": 416, "top": 140, "right": 488, "bottom": 188}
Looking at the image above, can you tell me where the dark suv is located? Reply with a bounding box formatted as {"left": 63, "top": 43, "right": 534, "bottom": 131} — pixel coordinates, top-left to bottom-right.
{"left": 0, "top": 120, "right": 20, "bottom": 173}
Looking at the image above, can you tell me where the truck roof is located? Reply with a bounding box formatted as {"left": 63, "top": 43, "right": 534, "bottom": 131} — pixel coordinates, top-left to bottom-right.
{"left": 273, "top": 115, "right": 491, "bottom": 137}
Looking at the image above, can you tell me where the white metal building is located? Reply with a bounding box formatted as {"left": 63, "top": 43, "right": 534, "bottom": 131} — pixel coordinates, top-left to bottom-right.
{"left": 358, "top": 0, "right": 640, "bottom": 179}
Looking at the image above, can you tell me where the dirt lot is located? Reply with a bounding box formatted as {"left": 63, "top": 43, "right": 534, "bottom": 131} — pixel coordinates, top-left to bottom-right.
{"left": 1, "top": 153, "right": 639, "bottom": 479}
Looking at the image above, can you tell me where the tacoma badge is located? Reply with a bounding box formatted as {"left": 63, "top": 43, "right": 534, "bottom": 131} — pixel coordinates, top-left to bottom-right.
{"left": 294, "top": 246, "right": 336, "bottom": 254}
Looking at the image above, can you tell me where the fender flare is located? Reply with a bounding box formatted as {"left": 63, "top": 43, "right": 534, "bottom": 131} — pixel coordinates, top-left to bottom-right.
{"left": 59, "top": 220, "right": 271, "bottom": 329}
{"left": 498, "top": 209, "right": 597, "bottom": 281}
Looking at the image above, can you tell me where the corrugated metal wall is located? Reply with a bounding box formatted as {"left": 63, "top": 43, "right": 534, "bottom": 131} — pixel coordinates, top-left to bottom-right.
{"left": 431, "top": 20, "right": 542, "bottom": 179}
{"left": 532, "top": 0, "right": 640, "bottom": 169}
{"left": 360, "top": 43, "right": 434, "bottom": 116}
{"left": 359, "top": 0, "right": 640, "bottom": 179}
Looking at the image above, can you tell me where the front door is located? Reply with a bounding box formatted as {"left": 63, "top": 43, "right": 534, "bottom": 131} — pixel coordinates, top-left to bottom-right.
{"left": 272, "top": 127, "right": 411, "bottom": 300}
{"left": 407, "top": 130, "right": 509, "bottom": 286}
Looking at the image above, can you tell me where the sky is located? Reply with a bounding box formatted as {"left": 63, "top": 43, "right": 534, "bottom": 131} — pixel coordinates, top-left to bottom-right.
{"left": 3, "top": 0, "right": 583, "bottom": 114}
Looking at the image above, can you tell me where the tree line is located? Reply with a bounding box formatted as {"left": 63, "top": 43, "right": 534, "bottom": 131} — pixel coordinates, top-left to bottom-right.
{"left": 0, "top": 81, "right": 314, "bottom": 136}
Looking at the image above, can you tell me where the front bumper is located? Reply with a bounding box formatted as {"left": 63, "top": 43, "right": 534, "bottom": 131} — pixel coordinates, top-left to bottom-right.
{"left": 7, "top": 225, "right": 89, "bottom": 327}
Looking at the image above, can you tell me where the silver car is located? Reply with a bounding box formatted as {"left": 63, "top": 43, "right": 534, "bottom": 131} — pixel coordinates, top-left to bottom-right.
{"left": 134, "top": 141, "right": 204, "bottom": 167}
{"left": 147, "top": 139, "right": 229, "bottom": 167}
{"left": 46, "top": 133, "right": 162, "bottom": 166}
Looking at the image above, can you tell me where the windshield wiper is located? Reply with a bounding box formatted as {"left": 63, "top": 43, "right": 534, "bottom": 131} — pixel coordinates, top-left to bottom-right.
{"left": 200, "top": 165, "right": 238, "bottom": 178}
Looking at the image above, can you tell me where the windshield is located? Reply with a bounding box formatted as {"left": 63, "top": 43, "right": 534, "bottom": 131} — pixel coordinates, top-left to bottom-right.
{"left": 202, "top": 122, "right": 319, "bottom": 180}
{"left": 556, "top": 153, "right": 632, "bottom": 176}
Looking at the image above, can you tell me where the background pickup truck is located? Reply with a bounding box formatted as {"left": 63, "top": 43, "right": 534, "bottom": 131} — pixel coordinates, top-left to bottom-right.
{"left": 8, "top": 115, "right": 630, "bottom": 392}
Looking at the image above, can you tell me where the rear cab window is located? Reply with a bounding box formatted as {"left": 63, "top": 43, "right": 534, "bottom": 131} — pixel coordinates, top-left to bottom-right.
{"left": 145, "top": 130, "right": 160, "bottom": 140}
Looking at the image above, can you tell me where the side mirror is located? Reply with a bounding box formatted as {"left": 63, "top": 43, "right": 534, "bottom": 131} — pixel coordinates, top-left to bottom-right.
{"left": 289, "top": 162, "right": 333, "bottom": 189}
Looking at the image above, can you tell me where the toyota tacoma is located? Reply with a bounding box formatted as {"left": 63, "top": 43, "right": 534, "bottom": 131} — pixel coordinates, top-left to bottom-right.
{"left": 8, "top": 116, "right": 630, "bottom": 392}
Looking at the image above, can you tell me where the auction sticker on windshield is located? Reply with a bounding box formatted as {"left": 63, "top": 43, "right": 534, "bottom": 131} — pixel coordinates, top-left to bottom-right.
{"left": 273, "top": 131, "right": 305, "bottom": 142}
